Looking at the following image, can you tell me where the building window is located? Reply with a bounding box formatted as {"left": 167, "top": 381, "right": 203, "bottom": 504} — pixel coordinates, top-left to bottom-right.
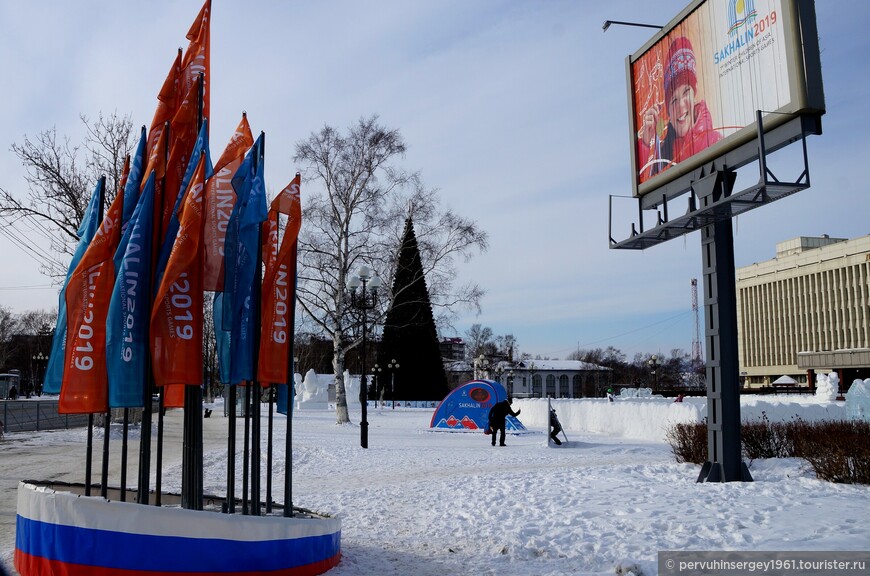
{"left": 559, "top": 375, "right": 569, "bottom": 397}
{"left": 546, "top": 375, "right": 556, "bottom": 397}
{"left": 573, "top": 375, "right": 582, "bottom": 398}
{"left": 532, "top": 375, "right": 542, "bottom": 397}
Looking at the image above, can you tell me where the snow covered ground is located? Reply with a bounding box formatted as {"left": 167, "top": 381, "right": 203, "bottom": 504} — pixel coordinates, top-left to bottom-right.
{"left": 2, "top": 395, "right": 868, "bottom": 576}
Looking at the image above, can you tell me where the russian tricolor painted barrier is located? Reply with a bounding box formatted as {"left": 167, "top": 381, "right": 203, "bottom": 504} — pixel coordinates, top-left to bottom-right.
{"left": 15, "top": 482, "right": 341, "bottom": 576}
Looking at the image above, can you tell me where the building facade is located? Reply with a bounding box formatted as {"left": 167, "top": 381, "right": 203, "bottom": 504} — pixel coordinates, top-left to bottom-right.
{"left": 510, "top": 360, "right": 611, "bottom": 398}
{"left": 439, "top": 338, "right": 466, "bottom": 363}
{"left": 736, "top": 235, "right": 870, "bottom": 387}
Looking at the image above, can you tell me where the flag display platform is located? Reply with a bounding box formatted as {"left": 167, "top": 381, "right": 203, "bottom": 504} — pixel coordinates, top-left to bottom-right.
{"left": 15, "top": 480, "right": 341, "bottom": 576}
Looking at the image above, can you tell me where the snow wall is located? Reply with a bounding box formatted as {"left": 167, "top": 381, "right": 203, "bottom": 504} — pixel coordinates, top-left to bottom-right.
{"left": 513, "top": 396, "right": 847, "bottom": 443}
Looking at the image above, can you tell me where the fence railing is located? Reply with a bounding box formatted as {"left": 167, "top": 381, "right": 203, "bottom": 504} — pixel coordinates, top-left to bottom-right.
{"left": 2, "top": 399, "right": 90, "bottom": 434}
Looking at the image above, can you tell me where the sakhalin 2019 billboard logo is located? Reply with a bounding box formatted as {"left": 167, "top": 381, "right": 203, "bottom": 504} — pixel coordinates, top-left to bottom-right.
{"left": 715, "top": 0, "right": 764, "bottom": 65}
{"left": 727, "top": 0, "right": 757, "bottom": 36}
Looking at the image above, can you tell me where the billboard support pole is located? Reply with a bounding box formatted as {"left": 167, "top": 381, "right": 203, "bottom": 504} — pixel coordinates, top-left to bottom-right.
{"left": 695, "top": 169, "right": 752, "bottom": 483}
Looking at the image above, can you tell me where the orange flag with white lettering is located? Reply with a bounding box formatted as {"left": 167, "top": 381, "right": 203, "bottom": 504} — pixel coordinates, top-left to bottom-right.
{"left": 60, "top": 185, "right": 126, "bottom": 414}
{"left": 181, "top": 0, "right": 210, "bottom": 123}
{"left": 150, "top": 153, "right": 207, "bottom": 387}
{"left": 163, "top": 83, "right": 200, "bottom": 235}
{"left": 203, "top": 113, "right": 254, "bottom": 291}
{"left": 147, "top": 49, "right": 181, "bottom": 158}
{"left": 258, "top": 175, "right": 302, "bottom": 385}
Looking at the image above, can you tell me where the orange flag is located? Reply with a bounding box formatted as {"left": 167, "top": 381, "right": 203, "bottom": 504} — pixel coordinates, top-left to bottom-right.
{"left": 163, "top": 383, "right": 187, "bottom": 409}
{"left": 150, "top": 154, "right": 207, "bottom": 387}
{"left": 258, "top": 175, "right": 302, "bottom": 385}
{"left": 60, "top": 186, "right": 126, "bottom": 414}
{"left": 162, "top": 83, "right": 200, "bottom": 235}
{"left": 148, "top": 49, "right": 182, "bottom": 158}
{"left": 203, "top": 114, "right": 254, "bottom": 291}
{"left": 181, "top": 0, "right": 211, "bottom": 123}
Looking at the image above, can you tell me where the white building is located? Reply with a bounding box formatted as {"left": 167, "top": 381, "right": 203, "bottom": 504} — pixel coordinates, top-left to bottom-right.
{"left": 510, "top": 360, "right": 611, "bottom": 398}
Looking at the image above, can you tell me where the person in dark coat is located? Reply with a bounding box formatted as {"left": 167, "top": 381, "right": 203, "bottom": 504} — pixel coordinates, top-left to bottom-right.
{"left": 488, "top": 396, "right": 520, "bottom": 447}
{"left": 549, "top": 408, "right": 563, "bottom": 445}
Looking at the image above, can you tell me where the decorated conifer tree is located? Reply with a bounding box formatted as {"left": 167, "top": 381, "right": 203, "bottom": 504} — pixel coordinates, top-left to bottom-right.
{"left": 377, "top": 216, "right": 448, "bottom": 402}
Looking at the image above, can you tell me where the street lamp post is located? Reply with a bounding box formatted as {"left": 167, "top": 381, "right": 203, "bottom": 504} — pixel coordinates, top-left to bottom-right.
{"left": 373, "top": 363, "right": 382, "bottom": 407}
{"left": 347, "top": 265, "right": 382, "bottom": 449}
{"left": 493, "top": 364, "right": 504, "bottom": 385}
{"left": 601, "top": 20, "right": 663, "bottom": 32}
{"left": 387, "top": 358, "right": 399, "bottom": 409}
{"left": 648, "top": 355, "right": 660, "bottom": 391}
{"left": 31, "top": 352, "right": 47, "bottom": 397}
{"left": 507, "top": 369, "right": 515, "bottom": 396}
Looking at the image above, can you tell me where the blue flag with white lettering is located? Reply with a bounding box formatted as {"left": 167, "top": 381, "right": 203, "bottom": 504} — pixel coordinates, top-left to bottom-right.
{"left": 222, "top": 134, "right": 266, "bottom": 384}
{"left": 122, "top": 126, "right": 148, "bottom": 231}
{"left": 106, "top": 173, "right": 155, "bottom": 407}
{"left": 43, "top": 179, "right": 104, "bottom": 394}
{"left": 213, "top": 292, "right": 232, "bottom": 385}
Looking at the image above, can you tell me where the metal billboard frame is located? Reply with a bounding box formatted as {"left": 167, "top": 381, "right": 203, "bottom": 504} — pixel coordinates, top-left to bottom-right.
{"left": 609, "top": 0, "right": 825, "bottom": 483}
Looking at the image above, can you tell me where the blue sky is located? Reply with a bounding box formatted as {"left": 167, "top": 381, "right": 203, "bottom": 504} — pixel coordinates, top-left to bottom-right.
{"left": 1, "top": 0, "right": 868, "bottom": 360}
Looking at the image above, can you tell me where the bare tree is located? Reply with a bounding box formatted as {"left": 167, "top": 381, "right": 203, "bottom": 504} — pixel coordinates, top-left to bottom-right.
{"left": 17, "top": 309, "right": 56, "bottom": 337}
{"left": 0, "top": 305, "right": 20, "bottom": 372}
{"left": 294, "top": 115, "right": 487, "bottom": 424}
{"left": 465, "top": 324, "right": 494, "bottom": 361}
{"left": 0, "top": 112, "right": 135, "bottom": 280}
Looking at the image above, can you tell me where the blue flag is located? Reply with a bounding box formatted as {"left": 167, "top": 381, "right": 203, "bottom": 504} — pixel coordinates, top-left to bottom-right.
{"left": 106, "top": 173, "right": 155, "bottom": 407}
{"left": 154, "top": 119, "right": 213, "bottom": 290}
{"left": 222, "top": 134, "right": 266, "bottom": 384}
{"left": 121, "top": 126, "right": 148, "bottom": 231}
{"left": 43, "top": 179, "right": 104, "bottom": 394}
{"left": 213, "top": 292, "right": 232, "bottom": 385}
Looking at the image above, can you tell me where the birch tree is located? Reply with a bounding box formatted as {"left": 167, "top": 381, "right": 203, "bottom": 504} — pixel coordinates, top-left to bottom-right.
{"left": 294, "top": 115, "right": 487, "bottom": 424}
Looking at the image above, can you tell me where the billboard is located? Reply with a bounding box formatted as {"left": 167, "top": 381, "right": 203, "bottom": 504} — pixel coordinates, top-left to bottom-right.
{"left": 629, "top": 0, "right": 824, "bottom": 197}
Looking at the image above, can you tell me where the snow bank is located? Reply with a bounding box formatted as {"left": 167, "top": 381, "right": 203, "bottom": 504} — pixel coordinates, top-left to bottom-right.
{"left": 514, "top": 396, "right": 846, "bottom": 442}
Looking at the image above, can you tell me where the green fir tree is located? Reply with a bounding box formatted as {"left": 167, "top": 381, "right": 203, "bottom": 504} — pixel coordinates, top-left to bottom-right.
{"left": 377, "top": 217, "right": 448, "bottom": 402}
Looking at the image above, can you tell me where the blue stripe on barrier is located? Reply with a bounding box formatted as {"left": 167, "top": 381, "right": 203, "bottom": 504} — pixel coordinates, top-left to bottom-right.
{"left": 16, "top": 515, "right": 340, "bottom": 573}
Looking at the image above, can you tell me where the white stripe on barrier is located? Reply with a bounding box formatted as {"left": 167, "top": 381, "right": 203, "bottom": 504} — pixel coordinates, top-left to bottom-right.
{"left": 17, "top": 482, "right": 340, "bottom": 542}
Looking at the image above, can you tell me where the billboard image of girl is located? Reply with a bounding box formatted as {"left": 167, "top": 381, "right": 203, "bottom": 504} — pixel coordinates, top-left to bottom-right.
{"left": 636, "top": 35, "right": 721, "bottom": 181}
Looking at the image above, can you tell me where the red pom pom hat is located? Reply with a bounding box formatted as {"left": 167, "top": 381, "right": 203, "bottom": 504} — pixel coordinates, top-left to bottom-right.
{"left": 663, "top": 36, "right": 698, "bottom": 104}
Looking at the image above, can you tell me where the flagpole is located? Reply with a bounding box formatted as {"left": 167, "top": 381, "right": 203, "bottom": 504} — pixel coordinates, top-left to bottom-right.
{"left": 227, "top": 382, "right": 236, "bottom": 513}
{"left": 283, "top": 239, "right": 299, "bottom": 518}
{"left": 181, "top": 73, "right": 206, "bottom": 511}
{"left": 84, "top": 175, "right": 107, "bottom": 497}
{"left": 101, "top": 406, "right": 110, "bottom": 499}
{"left": 85, "top": 415, "right": 94, "bottom": 496}
{"left": 155, "top": 119, "right": 172, "bottom": 507}
{"left": 250, "top": 133, "right": 265, "bottom": 516}
{"left": 138, "top": 153, "right": 162, "bottom": 505}
{"left": 266, "top": 384, "right": 274, "bottom": 513}
{"left": 224, "top": 114, "right": 249, "bottom": 517}
{"left": 156, "top": 390, "right": 165, "bottom": 506}
{"left": 101, "top": 154, "right": 132, "bottom": 500}
{"left": 120, "top": 408, "right": 129, "bottom": 501}
{"left": 242, "top": 383, "right": 250, "bottom": 514}
{"left": 117, "top": 151, "right": 135, "bottom": 503}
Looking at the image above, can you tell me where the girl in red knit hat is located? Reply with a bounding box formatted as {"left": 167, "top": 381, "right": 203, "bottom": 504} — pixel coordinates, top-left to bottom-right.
{"left": 638, "top": 36, "right": 721, "bottom": 177}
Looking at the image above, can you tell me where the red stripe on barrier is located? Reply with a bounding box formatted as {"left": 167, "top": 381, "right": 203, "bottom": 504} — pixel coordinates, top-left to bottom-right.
{"left": 15, "top": 549, "right": 341, "bottom": 576}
